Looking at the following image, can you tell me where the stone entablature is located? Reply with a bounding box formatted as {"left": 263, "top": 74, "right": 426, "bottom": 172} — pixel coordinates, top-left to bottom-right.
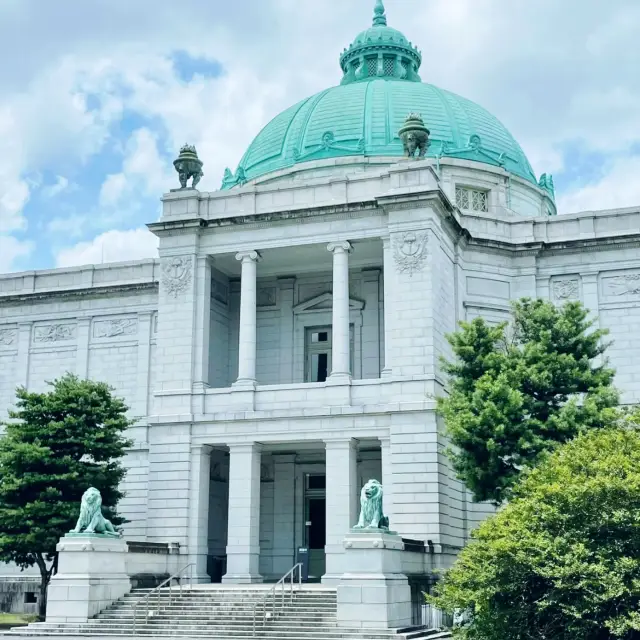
{"left": 0, "top": 260, "right": 159, "bottom": 300}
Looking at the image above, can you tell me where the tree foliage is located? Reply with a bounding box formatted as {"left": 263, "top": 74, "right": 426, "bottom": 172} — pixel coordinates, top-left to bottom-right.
{"left": 0, "top": 374, "right": 133, "bottom": 618}
{"left": 429, "top": 424, "right": 640, "bottom": 640}
{"left": 437, "top": 298, "right": 619, "bottom": 505}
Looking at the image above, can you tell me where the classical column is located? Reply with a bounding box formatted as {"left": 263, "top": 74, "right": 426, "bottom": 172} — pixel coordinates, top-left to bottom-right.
{"left": 379, "top": 436, "right": 394, "bottom": 528}
{"left": 188, "top": 445, "right": 212, "bottom": 583}
{"left": 234, "top": 251, "right": 261, "bottom": 387}
{"left": 223, "top": 443, "right": 263, "bottom": 583}
{"left": 381, "top": 237, "right": 393, "bottom": 377}
{"left": 323, "top": 438, "right": 358, "bottom": 584}
{"left": 327, "top": 241, "right": 352, "bottom": 381}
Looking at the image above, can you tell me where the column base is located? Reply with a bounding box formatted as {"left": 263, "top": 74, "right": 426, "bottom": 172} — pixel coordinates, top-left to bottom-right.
{"left": 381, "top": 367, "right": 392, "bottom": 379}
{"left": 326, "top": 373, "right": 352, "bottom": 385}
{"left": 232, "top": 378, "right": 257, "bottom": 390}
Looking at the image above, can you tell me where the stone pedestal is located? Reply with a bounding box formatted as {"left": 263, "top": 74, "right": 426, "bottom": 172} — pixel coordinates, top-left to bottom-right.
{"left": 336, "top": 529, "right": 412, "bottom": 630}
{"left": 46, "top": 534, "right": 131, "bottom": 623}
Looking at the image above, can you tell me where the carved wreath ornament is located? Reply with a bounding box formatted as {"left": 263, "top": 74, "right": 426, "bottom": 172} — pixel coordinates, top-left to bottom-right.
{"left": 162, "top": 256, "right": 193, "bottom": 298}
{"left": 393, "top": 232, "right": 428, "bottom": 276}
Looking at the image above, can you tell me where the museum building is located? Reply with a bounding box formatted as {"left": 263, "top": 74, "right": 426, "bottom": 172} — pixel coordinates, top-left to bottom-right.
{"left": 2, "top": 0, "right": 640, "bottom": 598}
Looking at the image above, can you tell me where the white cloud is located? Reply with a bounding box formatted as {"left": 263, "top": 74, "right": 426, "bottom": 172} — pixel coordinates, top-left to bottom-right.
{"left": 558, "top": 155, "right": 640, "bottom": 214}
{"left": 0, "top": 235, "right": 33, "bottom": 272}
{"left": 55, "top": 228, "right": 158, "bottom": 268}
{"left": 99, "top": 127, "right": 172, "bottom": 208}
{"left": 42, "top": 175, "right": 74, "bottom": 199}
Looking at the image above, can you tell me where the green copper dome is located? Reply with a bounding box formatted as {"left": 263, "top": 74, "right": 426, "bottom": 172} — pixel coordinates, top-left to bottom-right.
{"left": 221, "top": 1, "right": 550, "bottom": 197}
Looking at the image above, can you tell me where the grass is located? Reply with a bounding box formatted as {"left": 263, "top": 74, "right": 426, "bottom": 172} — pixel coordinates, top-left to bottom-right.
{"left": 0, "top": 613, "right": 39, "bottom": 627}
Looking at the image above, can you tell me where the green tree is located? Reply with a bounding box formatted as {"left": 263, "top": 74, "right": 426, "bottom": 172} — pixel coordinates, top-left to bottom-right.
{"left": 0, "top": 374, "right": 133, "bottom": 619}
{"left": 437, "top": 298, "right": 619, "bottom": 505}
{"left": 429, "top": 424, "right": 640, "bottom": 640}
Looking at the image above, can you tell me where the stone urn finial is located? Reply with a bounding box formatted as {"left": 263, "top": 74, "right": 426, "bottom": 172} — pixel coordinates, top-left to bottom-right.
{"left": 399, "top": 113, "right": 430, "bottom": 159}
{"left": 173, "top": 144, "right": 204, "bottom": 189}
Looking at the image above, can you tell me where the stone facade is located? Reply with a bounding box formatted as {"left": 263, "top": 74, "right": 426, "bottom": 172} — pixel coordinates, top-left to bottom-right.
{"left": 1, "top": 156, "right": 640, "bottom": 593}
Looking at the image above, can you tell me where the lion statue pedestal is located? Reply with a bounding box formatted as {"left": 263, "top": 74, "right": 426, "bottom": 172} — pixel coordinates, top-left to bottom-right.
{"left": 46, "top": 489, "right": 131, "bottom": 624}
{"left": 336, "top": 480, "right": 412, "bottom": 630}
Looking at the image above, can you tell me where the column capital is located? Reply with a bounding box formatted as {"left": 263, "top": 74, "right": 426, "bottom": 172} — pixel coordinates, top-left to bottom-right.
{"left": 324, "top": 437, "right": 358, "bottom": 451}
{"left": 227, "top": 441, "right": 263, "bottom": 454}
{"left": 236, "top": 250, "right": 262, "bottom": 264}
{"left": 382, "top": 236, "right": 391, "bottom": 250}
{"left": 327, "top": 241, "right": 352, "bottom": 254}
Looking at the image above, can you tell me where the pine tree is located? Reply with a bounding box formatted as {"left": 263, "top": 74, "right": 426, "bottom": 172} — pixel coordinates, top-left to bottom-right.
{"left": 438, "top": 298, "right": 619, "bottom": 505}
{"left": 0, "top": 374, "right": 133, "bottom": 619}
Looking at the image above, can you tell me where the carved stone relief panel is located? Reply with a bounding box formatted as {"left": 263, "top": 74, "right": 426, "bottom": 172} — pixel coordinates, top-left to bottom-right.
{"left": 551, "top": 277, "right": 580, "bottom": 302}
{"left": 0, "top": 329, "right": 18, "bottom": 347}
{"left": 162, "top": 256, "right": 193, "bottom": 298}
{"left": 93, "top": 317, "right": 138, "bottom": 339}
{"left": 602, "top": 273, "right": 640, "bottom": 298}
{"left": 393, "top": 231, "right": 429, "bottom": 276}
{"left": 33, "top": 323, "right": 76, "bottom": 343}
{"left": 0, "top": 327, "right": 17, "bottom": 346}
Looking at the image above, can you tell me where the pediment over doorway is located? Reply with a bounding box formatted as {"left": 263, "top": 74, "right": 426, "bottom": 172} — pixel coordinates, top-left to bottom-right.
{"left": 293, "top": 292, "right": 365, "bottom": 313}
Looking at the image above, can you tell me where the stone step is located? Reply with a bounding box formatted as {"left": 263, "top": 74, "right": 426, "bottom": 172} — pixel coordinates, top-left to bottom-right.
{"left": 6, "top": 624, "right": 444, "bottom": 640}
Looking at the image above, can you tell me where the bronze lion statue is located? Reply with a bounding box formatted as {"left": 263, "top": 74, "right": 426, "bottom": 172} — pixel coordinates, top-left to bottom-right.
{"left": 353, "top": 479, "right": 389, "bottom": 530}
{"left": 71, "top": 487, "right": 120, "bottom": 537}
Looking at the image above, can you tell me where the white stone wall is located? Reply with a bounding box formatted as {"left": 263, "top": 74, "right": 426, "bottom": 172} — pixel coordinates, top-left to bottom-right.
{"left": 0, "top": 261, "right": 159, "bottom": 541}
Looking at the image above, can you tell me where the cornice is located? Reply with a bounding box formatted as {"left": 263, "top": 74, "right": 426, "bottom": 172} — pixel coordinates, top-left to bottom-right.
{"left": 0, "top": 282, "right": 158, "bottom": 306}
{"left": 152, "top": 201, "right": 384, "bottom": 236}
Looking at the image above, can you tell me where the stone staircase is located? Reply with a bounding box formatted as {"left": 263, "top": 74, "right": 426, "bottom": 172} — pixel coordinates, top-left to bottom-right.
{"left": 6, "top": 586, "right": 451, "bottom": 639}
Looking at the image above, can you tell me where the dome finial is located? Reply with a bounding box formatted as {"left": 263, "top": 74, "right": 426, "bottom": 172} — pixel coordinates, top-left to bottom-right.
{"left": 373, "top": 0, "right": 387, "bottom": 26}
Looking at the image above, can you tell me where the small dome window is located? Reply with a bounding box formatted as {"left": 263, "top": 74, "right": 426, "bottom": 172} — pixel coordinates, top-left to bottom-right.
{"left": 456, "top": 186, "right": 489, "bottom": 213}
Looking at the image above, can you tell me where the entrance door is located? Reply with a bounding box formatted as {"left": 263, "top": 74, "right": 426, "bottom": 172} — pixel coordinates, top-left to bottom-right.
{"left": 304, "top": 474, "right": 326, "bottom": 580}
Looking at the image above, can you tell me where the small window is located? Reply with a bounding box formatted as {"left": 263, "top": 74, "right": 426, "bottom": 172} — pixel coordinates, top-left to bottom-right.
{"left": 306, "top": 327, "right": 332, "bottom": 383}
{"left": 24, "top": 592, "right": 37, "bottom": 604}
{"left": 456, "top": 186, "right": 488, "bottom": 212}
{"left": 366, "top": 57, "right": 378, "bottom": 77}
{"left": 383, "top": 57, "right": 396, "bottom": 76}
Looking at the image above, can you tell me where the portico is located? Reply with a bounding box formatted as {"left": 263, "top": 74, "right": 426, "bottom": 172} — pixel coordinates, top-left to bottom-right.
{"left": 180, "top": 438, "right": 386, "bottom": 585}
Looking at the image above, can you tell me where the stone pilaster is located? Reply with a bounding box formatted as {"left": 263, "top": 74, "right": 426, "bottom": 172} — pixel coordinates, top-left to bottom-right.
{"left": 271, "top": 454, "right": 296, "bottom": 576}
{"left": 135, "top": 312, "right": 153, "bottom": 419}
{"left": 15, "top": 322, "right": 32, "bottom": 387}
{"left": 234, "top": 251, "right": 261, "bottom": 388}
{"left": 379, "top": 435, "right": 395, "bottom": 528}
{"left": 193, "top": 256, "right": 213, "bottom": 391}
{"left": 223, "top": 443, "right": 263, "bottom": 583}
{"left": 277, "top": 277, "right": 296, "bottom": 384}
{"left": 75, "top": 318, "right": 92, "bottom": 378}
{"left": 327, "top": 241, "right": 352, "bottom": 382}
{"left": 188, "top": 444, "right": 212, "bottom": 583}
{"left": 323, "top": 438, "right": 358, "bottom": 584}
{"left": 381, "top": 236, "right": 394, "bottom": 377}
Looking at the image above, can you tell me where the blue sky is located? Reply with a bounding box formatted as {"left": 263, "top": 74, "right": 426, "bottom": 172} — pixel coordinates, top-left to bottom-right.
{"left": 0, "top": 0, "right": 639, "bottom": 273}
